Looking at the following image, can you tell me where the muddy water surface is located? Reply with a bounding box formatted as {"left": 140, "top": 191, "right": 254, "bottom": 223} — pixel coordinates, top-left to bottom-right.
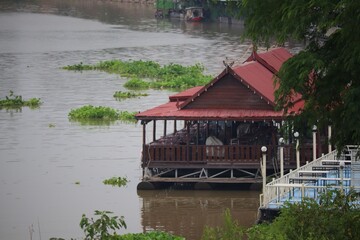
{"left": 0, "top": 1, "right": 261, "bottom": 239}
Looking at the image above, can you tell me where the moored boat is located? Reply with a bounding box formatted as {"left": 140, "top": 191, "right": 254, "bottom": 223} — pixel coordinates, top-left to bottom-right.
{"left": 184, "top": 7, "right": 204, "bottom": 22}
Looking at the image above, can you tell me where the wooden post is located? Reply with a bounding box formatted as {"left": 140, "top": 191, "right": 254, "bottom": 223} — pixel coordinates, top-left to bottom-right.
{"left": 216, "top": 121, "right": 219, "bottom": 138}
{"left": 197, "top": 121, "right": 200, "bottom": 145}
{"left": 206, "top": 121, "right": 209, "bottom": 138}
{"left": 186, "top": 121, "right": 190, "bottom": 161}
{"left": 142, "top": 121, "right": 147, "bottom": 178}
{"left": 174, "top": 120, "right": 177, "bottom": 133}
{"left": 142, "top": 122, "right": 146, "bottom": 146}
{"left": 163, "top": 120, "right": 167, "bottom": 137}
{"left": 153, "top": 120, "right": 156, "bottom": 142}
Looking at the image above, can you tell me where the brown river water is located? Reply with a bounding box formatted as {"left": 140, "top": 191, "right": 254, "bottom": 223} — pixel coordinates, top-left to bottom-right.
{"left": 0, "top": 0, "right": 286, "bottom": 239}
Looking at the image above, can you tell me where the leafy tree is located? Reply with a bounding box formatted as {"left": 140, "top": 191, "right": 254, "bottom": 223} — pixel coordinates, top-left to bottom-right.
{"left": 248, "top": 189, "right": 360, "bottom": 240}
{"left": 233, "top": 0, "right": 360, "bottom": 150}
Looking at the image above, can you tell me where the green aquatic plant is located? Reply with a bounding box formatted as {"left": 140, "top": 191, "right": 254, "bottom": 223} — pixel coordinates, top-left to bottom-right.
{"left": 118, "top": 111, "right": 137, "bottom": 122}
{"left": 62, "top": 62, "right": 94, "bottom": 71}
{"left": 123, "top": 78, "right": 150, "bottom": 89}
{"left": 103, "top": 177, "right": 128, "bottom": 187}
{"left": 113, "top": 91, "right": 148, "bottom": 99}
{"left": 0, "top": 91, "right": 41, "bottom": 109}
{"left": 95, "top": 59, "right": 161, "bottom": 78}
{"left": 68, "top": 105, "right": 137, "bottom": 124}
{"left": 69, "top": 105, "right": 119, "bottom": 121}
{"left": 64, "top": 60, "right": 213, "bottom": 90}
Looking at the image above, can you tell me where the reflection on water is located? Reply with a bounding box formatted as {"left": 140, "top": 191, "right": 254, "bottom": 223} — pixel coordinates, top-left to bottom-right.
{"left": 138, "top": 190, "right": 259, "bottom": 239}
{"left": 0, "top": 1, "right": 278, "bottom": 239}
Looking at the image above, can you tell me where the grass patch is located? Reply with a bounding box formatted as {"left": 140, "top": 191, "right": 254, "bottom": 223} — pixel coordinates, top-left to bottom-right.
{"left": 68, "top": 105, "right": 137, "bottom": 124}
{"left": 113, "top": 91, "right": 148, "bottom": 99}
{"left": 103, "top": 177, "right": 128, "bottom": 187}
{"left": 0, "top": 91, "right": 41, "bottom": 109}
{"left": 64, "top": 60, "right": 213, "bottom": 90}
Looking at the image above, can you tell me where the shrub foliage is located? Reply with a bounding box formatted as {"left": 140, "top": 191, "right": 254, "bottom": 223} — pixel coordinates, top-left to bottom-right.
{"left": 202, "top": 189, "right": 360, "bottom": 240}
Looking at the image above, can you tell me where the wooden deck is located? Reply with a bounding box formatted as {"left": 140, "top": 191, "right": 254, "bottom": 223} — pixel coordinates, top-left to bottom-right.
{"left": 142, "top": 144, "right": 313, "bottom": 169}
{"left": 144, "top": 177, "right": 263, "bottom": 184}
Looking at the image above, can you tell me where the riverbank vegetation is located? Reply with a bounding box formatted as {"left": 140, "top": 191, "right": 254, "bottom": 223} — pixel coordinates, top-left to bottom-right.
{"left": 201, "top": 189, "right": 360, "bottom": 240}
{"left": 63, "top": 60, "right": 212, "bottom": 90}
{"left": 68, "top": 105, "right": 137, "bottom": 124}
{"left": 80, "top": 210, "right": 183, "bottom": 240}
{"left": 0, "top": 91, "right": 41, "bottom": 109}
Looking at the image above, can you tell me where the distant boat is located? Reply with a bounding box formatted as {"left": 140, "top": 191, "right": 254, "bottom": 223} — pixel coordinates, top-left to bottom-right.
{"left": 184, "top": 7, "right": 204, "bottom": 22}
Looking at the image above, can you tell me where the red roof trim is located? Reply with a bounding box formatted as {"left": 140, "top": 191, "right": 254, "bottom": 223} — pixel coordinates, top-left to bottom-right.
{"left": 169, "top": 86, "right": 203, "bottom": 102}
{"left": 135, "top": 101, "right": 286, "bottom": 121}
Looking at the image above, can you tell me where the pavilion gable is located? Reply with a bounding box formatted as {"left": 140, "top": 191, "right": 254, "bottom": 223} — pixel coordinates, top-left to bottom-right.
{"left": 181, "top": 69, "right": 274, "bottom": 110}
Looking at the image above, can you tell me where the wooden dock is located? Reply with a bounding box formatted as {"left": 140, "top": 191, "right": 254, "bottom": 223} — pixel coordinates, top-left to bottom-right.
{"left": 258, "top": 145, "right": 360, "bottom": 223}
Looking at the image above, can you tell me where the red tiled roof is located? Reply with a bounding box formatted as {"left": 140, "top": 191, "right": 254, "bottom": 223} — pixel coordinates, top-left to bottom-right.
{"left": 232, "top": 61, "right": 277, "bottom": 105}
{"left": 245, "top": 47, "right": 292, "bottom": 73}
{"left": 136, "top": 47, "right": 303, "bottom": 121}
{"left": 136, "top": 101, "right": 286, "bottom": 121}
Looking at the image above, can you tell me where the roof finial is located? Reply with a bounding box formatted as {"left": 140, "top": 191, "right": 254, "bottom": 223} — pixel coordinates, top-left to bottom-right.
{"left": 252, "top": 43, "right": 258, "bottom": 53}
{"left": 223, "top": 57, "right": 234, "bottom": 69}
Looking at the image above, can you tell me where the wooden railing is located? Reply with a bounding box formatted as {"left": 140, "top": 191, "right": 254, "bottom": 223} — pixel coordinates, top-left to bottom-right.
{"left": 142, "top": 143, "right": 316, "bottom": 168}
{"left": 142, "top": 144, "right": 276, "bottom": 167}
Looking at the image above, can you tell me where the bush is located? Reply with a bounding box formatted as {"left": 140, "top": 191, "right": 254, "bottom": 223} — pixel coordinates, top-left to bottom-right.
{"left": 201, "top": 190, "right": 360, "bottom": 240}
{"left": 80, "top": 210, "right": 126, "bottom": 240}
{"left": 80, "top": 211, "right": 184, "bottom": 240}
{"left": 201, "top": 209, "right": 245, "bottom": 240}
{"left": 249, "top": 189, "right": 360, "bottom": 240}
